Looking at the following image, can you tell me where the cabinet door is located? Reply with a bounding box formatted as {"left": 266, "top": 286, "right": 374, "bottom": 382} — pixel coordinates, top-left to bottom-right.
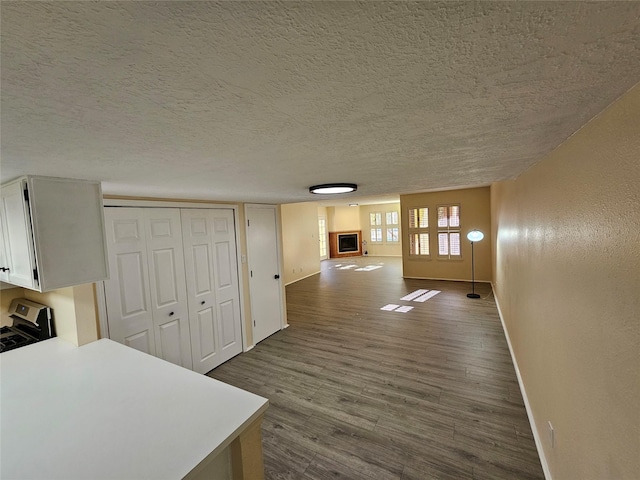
{"left": 1, "top": 181, "right": 36, "bottom": 289}
{"left": 0, "top": 206, "right": 10, "bottom": 283}
{"left": 145, "top": 209, "right": 192, "bottom": 370}
{"left": 182, "top": 209, "right": 242, "bottom": 374}
{"left": 103, "top": 208, "right": 156, "bottom": 356}
{"left": 27, "top": 176, "right": 108, "bottom": 291}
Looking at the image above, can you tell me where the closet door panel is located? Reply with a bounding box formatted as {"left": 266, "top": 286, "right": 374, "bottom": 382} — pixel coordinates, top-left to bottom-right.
{"left": 219, "top": 300, "right": 237, "bottom": 348}
{"left": 197, "top": 307, "right": 217, "bottom": 360}
{"left": 145, "top": 209, "right": 192, "bottom": 370}
{"left": 210, "top": 210, "right": 243, "bottom": 364}
{"left": 182, "top": 210, "right": 219, "bottom": 373}
{"left": 104, "top": 208, "right": 155, "bottom": 357}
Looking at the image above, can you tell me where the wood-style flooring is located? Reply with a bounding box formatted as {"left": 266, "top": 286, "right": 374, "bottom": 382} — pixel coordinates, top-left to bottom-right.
{"left": 208, "top": 257, "right": 544, "bottom": 480}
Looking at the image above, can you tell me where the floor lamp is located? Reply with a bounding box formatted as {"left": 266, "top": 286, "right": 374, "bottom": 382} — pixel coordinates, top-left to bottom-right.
{"left": 466, "top": 230, "right": 484, "bottom": 299}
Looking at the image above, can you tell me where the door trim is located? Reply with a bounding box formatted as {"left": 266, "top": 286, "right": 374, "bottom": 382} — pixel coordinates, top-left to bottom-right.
{"left": 244, "top": 204, "right": 287, "bottom": 346}
{"left": 318, "top": 215, "right": 329, "bottom": 261}
{"left": 97, "top": 199, "right": 247, "bottom": 355}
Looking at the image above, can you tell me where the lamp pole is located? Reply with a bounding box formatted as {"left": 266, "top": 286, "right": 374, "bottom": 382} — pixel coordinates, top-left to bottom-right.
{"left": 466, "top": 230, "right": 484, "bottom": 299}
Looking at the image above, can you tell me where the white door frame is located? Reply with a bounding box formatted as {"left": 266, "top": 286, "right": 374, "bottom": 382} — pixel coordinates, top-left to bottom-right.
{"left": 244, "top": 204, "right": 287, "bottom": 343}
{"left": 318, "top": 215, "right": 329, "bottom": 261}
{"left": 96, "top": 199, "right": 248, "bottom": 353}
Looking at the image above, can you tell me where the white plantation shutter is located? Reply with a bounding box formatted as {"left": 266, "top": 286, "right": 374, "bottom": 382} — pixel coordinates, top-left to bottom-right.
{"left": 437, "top": 204, "right": 461, "bottom": 258}
{"left": 409, "top": 208, "right": 428, "bottom": 228}
{"left": 419, "top": 234, "right": 429, "bottom": 254}
{"left": 409, "top": 233, "right": 429, "bottom": 255}
{"left": 408, "top": 208, "right": 430, "bottom": 256}
{"left": 418, "top": 208, "right": 428, "bottom": 228}
{"left": 450, "top": 232, "right": 461, "bottom": 256}
{"left": 370, "top": 212, "right": 383, "bottom": 243}
{"left": 449, "top": 205, "right": 460, "bottom": 227}
{"left": 437, "top": 206, "right": 448, "bottom": 228}
{"left": 438, "top": 233, "right": 448, "bottom": 255}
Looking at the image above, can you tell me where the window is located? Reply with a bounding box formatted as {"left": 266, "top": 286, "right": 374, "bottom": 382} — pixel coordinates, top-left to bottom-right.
{"left": 370, "top": 212, "right": 382, "bottom": 243}
{"left": 437, "top": 205, "right": 461, "bottom": 258}
{"left": 385, "top": 211, "right": 399, "bottom": 243}
{"left": 407, "top": 207, "right": 429, "bottom": 256}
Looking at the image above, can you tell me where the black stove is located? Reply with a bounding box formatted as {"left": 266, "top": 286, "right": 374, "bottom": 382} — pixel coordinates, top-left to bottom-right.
{"left": 0, "top": 298, "right": 54, "bottom": 353}
{"left": 0, "top": 325, "right": 37, "bottom": 351}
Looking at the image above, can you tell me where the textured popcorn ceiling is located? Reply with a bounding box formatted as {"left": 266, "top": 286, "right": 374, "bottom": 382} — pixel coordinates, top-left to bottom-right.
{"left": 1, "top": 2, "right": 639, "bottom": 204}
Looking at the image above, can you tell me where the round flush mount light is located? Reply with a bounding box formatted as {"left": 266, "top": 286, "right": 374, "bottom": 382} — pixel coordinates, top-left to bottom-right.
{"left": 467, "top": 230, "right": 485, "bottom": 242}
{"left": 309, "top": 183, "right": 357, "bottom": 195}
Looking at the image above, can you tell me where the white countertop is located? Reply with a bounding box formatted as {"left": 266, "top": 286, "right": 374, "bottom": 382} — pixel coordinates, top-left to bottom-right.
{"left": 0, "top": 338, "right": 268, "bottom": 480}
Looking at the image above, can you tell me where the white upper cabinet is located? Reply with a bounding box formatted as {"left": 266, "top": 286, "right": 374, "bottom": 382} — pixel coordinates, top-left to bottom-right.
{"left": 0, "top": 176, "right": 109, "bottom": 292}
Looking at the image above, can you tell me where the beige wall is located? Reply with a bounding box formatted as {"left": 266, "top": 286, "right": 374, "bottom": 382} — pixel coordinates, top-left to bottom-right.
{"left": 327, "top": 206, "right": 361, "bottom": 232}
{"left": 281, "top": 202, "right": 321, "bottom": 285}
{"left": 358, "top": 203, "right": 402, "bottom": 257}
{"left": 491, "top": 85, "right": 640, "bottom": 479}
{"left": 1, "top": 284, "right": 98, "bottom": 345}
{"left": 400, "top": 187, "right": 492, "bottom": 282}
{"left": 1, "top": 286, "right": 27, "bottom": 327}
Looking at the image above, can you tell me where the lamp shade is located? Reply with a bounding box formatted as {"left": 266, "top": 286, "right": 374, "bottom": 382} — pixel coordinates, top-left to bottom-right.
{"left": 467, "top": 230, "right": 484, "bottom": 242}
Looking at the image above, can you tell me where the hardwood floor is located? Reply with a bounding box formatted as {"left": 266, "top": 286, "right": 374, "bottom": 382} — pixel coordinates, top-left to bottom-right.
{"left": 208, "top": 257, "right": 544, "bottom": 480}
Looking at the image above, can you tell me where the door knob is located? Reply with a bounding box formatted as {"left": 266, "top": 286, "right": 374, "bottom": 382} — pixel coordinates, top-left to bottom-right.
{"left": 0, "top": 267, "right": 9, "bottom": 272}
{"left": 274, "top": 274, "right": 280, "bottom": 279}
{"left": 201, "top": 300, "right": 205, "bottom": 305}
{"left": 169, "top": 311, "right": 175, "bottom": 316}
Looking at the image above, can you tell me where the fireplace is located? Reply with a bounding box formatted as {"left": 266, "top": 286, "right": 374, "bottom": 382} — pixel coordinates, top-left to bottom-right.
{"left": 328, "top": 231, "right": 361, "bottom": 258}
{"left": 338, "top": 234, "right": 359, "bottom": 253}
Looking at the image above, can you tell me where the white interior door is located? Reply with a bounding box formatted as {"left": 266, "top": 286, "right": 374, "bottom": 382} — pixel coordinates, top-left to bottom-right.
{"left": 104, "top": 208, "right": 155, "bottom": 356}
{"left": 246, "top": 205, "right": 283, "bottom": 345}
{"left": 181, "top": 209, "right": 242, "bottom": 373}
{"left": 145, "top": 209, "right": 192, "bottom": 369}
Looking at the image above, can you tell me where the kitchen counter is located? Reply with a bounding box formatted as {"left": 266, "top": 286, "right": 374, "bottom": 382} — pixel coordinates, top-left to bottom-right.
{"left": 0, "top": 338, "right": 268, "bottom": 479}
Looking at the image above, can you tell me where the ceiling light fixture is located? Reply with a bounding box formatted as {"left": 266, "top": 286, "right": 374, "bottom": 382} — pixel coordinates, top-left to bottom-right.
{"left": 309, "top": 183, "right": 357, "bottom": 195}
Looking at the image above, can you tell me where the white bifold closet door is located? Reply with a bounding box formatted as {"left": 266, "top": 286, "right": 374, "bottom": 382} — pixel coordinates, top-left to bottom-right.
{"left": 103, "top": 207, "right": 242, "bottom": 374}
{"left": 181, "top": 209, "right": 242, "bottom": 374}
{"left": 104, "top": 208, "right": 192, "bottom": 369}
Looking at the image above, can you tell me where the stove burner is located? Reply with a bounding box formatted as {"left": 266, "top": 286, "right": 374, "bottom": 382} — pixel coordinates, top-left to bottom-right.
{"left": 0, "top": 326, "right": 37, "bottom": 352}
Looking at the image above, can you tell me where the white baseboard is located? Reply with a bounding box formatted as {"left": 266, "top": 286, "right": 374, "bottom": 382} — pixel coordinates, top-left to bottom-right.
{"left": 491, "top": 283, "right": 552, "bottom": 480}
{"left": 284, "top": 270, "right": 321, "bottom": 286}
{"left": 402, "top": 276, "right": 492, "bottom": 283}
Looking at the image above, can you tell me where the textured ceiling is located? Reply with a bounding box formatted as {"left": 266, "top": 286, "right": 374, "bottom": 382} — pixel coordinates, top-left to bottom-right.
{"left": 2, "top": 2, "right": 639, "bottom": 205}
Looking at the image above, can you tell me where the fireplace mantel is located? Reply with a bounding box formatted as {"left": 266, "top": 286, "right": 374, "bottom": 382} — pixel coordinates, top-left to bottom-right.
{"left": 328, "top": 230, "right": 362, "bottom": 258}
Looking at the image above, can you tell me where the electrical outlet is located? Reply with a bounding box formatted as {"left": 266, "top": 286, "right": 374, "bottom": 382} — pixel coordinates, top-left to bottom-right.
{"left": 548, "top": 421, "right": 555, "bottom": 449}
